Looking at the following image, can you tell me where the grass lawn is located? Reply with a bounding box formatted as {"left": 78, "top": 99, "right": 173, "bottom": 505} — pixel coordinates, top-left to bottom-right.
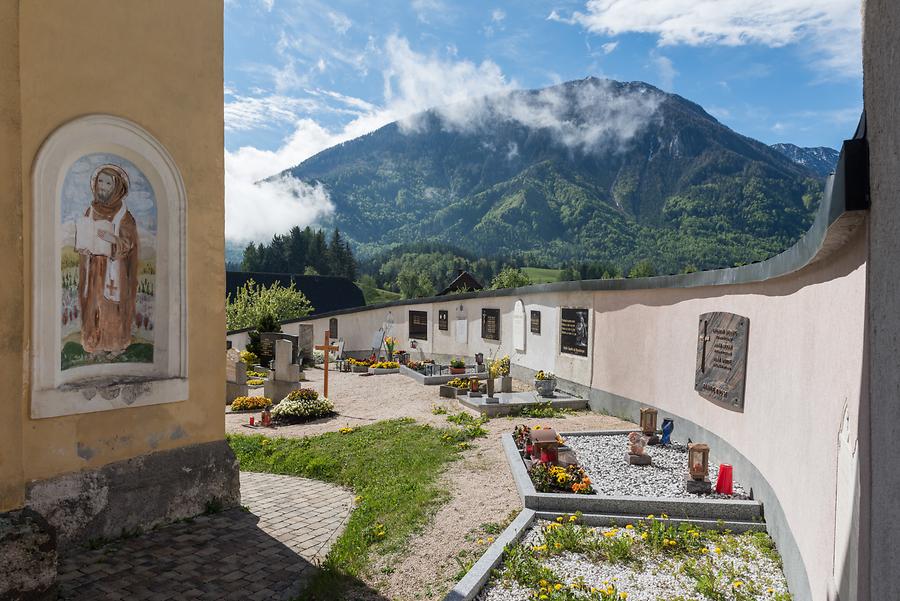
{"left": 356, "top": 281, "right": 402, "bottom": 305}
{"left": 229, "top": 418, "right": 475, "bottom": 598}
{"left": 522, "top": 267, "right": 565, "bottom": 284}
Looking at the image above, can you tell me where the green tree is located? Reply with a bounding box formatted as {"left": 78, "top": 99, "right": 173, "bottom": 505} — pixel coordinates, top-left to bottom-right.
{"left": 225, "top": 278, "right": 314, "bottom": 330}
{"left": 628, "top": 259, "right": 656, "bottom": 278}
{"left": 489, "top": 267, "right": 533, "bottom": 290}
{"left": 396, "top": 267, "right": 435, "bottom": 299}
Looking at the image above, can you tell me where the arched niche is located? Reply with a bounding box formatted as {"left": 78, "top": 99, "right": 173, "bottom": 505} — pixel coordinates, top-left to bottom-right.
{"left": 31, "top": 115, "right": 187, "bottom": 418}
{"left": 513, "top": 299, "right": 526, "bottom": 352}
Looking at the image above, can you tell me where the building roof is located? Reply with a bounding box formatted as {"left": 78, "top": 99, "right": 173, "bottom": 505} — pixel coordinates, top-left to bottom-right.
{"left": 225, "top": 271, "right": 366, "bottom": 316}
{"left": 438, "top": 270, "right": 484, "bottom": 296}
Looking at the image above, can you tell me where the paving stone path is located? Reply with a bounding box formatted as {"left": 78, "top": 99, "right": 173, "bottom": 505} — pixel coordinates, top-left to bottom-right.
{"left": 58, "top": 472, "right": 355, "bottom": 601}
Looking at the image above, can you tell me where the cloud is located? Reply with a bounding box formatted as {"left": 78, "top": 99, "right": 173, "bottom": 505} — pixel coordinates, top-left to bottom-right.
{"left": 649, "top": 53, "right": 677, "bottom": 91}
{"left": 411, "top": 0, "right": 451, "bottom": 24}
{"left": 327, "top": 11, "right": 352, "bottom": 34}
{"left": 224, "top": 93, "right": 321, "bottom": 132}
{"left": 559, "top": 0, "right": 861, "bottom": 78}
{"left": 601, "top": 41, "right": 618, "bottom": 54}
{"left": 491, "top": 8, "right": 506, "bottom": 22}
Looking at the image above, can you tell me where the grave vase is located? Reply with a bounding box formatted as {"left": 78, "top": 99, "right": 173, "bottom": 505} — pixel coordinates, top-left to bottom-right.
{"left": 486, "top": 378, "right": 495, "bottom": 397}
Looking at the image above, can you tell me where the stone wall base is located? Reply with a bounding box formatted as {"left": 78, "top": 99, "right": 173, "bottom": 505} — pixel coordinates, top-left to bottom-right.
{"left": 25, "top": 440, "right": 240, "bottom": 552}
{"left": 0, "top": 508, "right": 57, "bottom": 600}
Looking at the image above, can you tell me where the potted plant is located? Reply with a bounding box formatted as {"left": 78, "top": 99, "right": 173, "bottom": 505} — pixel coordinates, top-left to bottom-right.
{"left": 534, "top": 370, "right": 557, "bottom": 397}
{"left": 449, "top": 357, "right": 466, "bottom": 375}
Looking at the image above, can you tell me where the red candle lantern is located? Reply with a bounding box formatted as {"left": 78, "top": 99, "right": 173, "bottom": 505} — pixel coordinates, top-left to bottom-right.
{"left": 530, "top": 428, "right": 560, "bottom": 464}
{"left": 688, "top": 443, "right": 710, "bottom": 480}
{"left": 640, "top": 408, "right": 658, "bottom": 436}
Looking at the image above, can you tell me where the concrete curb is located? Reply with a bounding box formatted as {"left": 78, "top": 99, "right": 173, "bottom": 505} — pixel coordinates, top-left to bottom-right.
{"left": 503, "top": 433, "right": 764, "bottom": 523}
{"left": 442, "top": 509, "right": 536, "bottom": 601}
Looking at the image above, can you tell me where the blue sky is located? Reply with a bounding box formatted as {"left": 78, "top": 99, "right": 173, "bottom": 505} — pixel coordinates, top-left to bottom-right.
{"left": 224, "top": 0, "right": 862, "bottom": 242}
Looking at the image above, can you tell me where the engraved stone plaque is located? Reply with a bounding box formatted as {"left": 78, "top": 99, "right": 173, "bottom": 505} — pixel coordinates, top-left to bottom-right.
{"left": 530, "top": 310, "right": 541, "bottom": 334}
{"left": 481, "top": 308, "right": 500, "bottom": 340}
{"left": 259, "top": 332, "right": 299, "bottom": 366}
{"left": 695, "top": 312, "right": 749, "bottom": 411}
{"left": 560, "top": 308, "right": 589, "bottom": 357}
{"left": 438, "top": 310, "right": 449, "bottom": 331}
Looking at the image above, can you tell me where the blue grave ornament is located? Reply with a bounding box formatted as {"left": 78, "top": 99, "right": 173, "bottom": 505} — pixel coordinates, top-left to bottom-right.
{"left": 661, "top": 419, "right": 674, "bottom": 445}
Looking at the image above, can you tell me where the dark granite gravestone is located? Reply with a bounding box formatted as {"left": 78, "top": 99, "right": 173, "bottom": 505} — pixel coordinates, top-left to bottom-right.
{"left": 259, "top": 332, "right": 299, "bottom": 366}
{"left": 438, "top": 309, "right": 449, "bottom": 331}
{"left": 560, "top": 308, "right": 589, "bottom": 356}
{"left": 409, "top": 310, "right": 428, "bottom": 340}
{"left": 530, "top": 310, "right": 541, "bottom": 334}
{"left": 481, "top": 308, "right": 500, "bottom": 340}
{"left": 695, "top": 312, "right": 749, "bottom": 411}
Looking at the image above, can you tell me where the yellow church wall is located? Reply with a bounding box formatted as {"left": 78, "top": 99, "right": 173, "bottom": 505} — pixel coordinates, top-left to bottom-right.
{"left": 11, "top": 1, "right": 226, "bottom": 487}
{"left": 0, "top": 1, "right": 26, "bottom": 512}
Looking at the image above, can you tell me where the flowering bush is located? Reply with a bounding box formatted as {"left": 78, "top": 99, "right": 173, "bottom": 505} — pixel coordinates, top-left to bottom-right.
{"left": 530, "top": 463, "right": 594, "bottom": 495}
{"left": 535, "top": 370, "right": 557, "bottom": 381}
{"left": 371, "top": 361, "right": 399, "bottom": 369}
{"left": 348, "top": 358, "right": 373, "bottom": 367}
{"left": 240, "top": 350, "right": 258, "bottom": 366}
{"left": 271, "top": 394, "right": 334, "bottom": 423}
{"left": 285, "top": 388, "right": 319, "bottom": 402}
{"left": 246, "top": 378, "right": 265, "bottom": 386}
{"left": 490, "top": 355, "right": 511, "bottom": 377}
{"left": 231, "top": 396, "right": 272, "bottom": 411}
{"left": 246, "top": 369, "right": 268, "bottom": 378}
{"left": 313, "top": 349, "right": 325, "bottom": 365}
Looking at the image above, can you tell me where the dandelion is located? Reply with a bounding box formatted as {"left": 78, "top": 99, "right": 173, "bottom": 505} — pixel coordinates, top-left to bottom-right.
{"left": 477, "top": 538, "right": 484, "bottom": 545}
{"left": 354, "top": 495, "right": 362, "bottom": 503}
{"left": 619, "top": 593, "right": 628, "bottom": 600}
{"left": 732, "top": 581, "right": 744, "bottom": 588}
{"left": 556, "top": 516, "right": 564, "bottom": 523}
{"left": 714, "top": 546, "right": 722, "bottom": 554}
{"left": 554, "top": 584, "right": 562, "bottom": 591}
{"left": 625, "top": 524, "right": 634, "bottom": 530}
{"left": 569, "top": 515, "right": 577, "bottom": 522}
{"left": 487, "top": 537, "right": 494, "bottom": 543}
{"left": 641, "top": 532, "right": 649, "bottom": 540}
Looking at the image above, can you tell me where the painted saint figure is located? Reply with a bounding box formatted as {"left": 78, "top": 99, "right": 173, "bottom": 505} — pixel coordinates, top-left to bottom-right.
{"left": 74, "top": 164, "right": 139, "bottom": 355}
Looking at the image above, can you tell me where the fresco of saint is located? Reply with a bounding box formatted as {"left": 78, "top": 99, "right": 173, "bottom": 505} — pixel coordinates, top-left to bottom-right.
{"left": 74, "top": 164, "right": 140, "bottom": 355}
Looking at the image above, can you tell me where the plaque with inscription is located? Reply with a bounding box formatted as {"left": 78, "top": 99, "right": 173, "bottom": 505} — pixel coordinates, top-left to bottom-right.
{"left": 438, "top": 310, "right": 449, "bottom": 331}
{"left": 695, "top": 312, "right": 749, "bottom": 411}
{"left": 481, "top": 308, "right": 500, "bottom": 340}
{"left": 531, "top": 310, "right": 541, "bottom": 334}
{"left": 409, "top": 310, "right": 428, "bottom": 340}
{"left": 259, "top": 332, "right": 299, "bottom": 366}
{"left": 560, "top": 308, "right": 589, "bottom": 356}
{"left": 328, "top": 318, "right": 338, "bottom": 339}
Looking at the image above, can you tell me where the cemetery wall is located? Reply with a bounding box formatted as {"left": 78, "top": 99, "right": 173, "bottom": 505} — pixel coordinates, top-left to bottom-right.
{"left": 268, "top": 219, "right": 867, "bottom": 601}
{"left": 1, "top": 0, "right": 238, "bottom": 547}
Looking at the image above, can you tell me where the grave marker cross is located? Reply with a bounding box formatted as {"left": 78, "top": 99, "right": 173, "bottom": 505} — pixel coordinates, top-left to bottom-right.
{"left": 315, "top": 330, "right": 340, "bottom": 399}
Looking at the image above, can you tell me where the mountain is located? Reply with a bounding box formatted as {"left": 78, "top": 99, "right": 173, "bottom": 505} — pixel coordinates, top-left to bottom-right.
{"left": 274, "top": 78, "right": 823, "bottom": 274}
{"left": 771, "top": 143, "right": 840, "bottom": 177}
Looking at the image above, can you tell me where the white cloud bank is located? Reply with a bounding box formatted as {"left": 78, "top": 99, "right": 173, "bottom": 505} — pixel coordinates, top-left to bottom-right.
{"left": 554, "top": 0, "right": 861, "bottom": 77}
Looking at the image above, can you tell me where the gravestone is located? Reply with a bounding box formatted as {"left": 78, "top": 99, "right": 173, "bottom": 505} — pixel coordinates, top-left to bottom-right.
{"left": 481, "top": 308, "right": 500, "bottom": 341}
{"left": 560, "top": 308, "right": 589, "bottom": 357}
{"left": 531, "top": 310, "right": 541, "bottom": 334}
{"left": 409, "top": 310, "right": 428, "bottom": 340}
{"left": 694, "top": 312, "right": 749, "bottom": 411}
{"left": 225, "top": 348, "right": 248, "bottom": 405}
{"left": 259, "top": 332, "right": 299, "bottom": 367}
{"left": 438, "top": 310, "right": 449, "bottom": 331}
{"left": 264, "top": 339, "right": 303, "bottom": 401}
{"left": 297, "top": 323, "right": 314, "bottom": 365}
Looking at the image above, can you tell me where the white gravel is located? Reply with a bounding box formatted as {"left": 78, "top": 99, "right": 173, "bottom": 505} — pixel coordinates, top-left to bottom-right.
{"left": 564, "top": 434, "right": 750, "bottom": 499}
{"left": 477, "top": 520, "right": 790, "bottom": 601}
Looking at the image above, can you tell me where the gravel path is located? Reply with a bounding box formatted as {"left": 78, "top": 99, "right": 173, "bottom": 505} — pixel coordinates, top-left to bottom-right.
{"left": 226, "top": 367, "right": 636, "bottom": 600}
{"left": 478, "top": 520, "right": 790, "bottom": 601}
{"left": 565, "top": 434, "right": 750, "bottom": 499}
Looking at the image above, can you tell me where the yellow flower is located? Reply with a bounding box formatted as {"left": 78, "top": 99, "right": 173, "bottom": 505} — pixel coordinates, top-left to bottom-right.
{"left": 354, "top": 495, "right": 362, "bottom": 503}
{"left": 733, "top": 581, "right": 744, "bottom": 588}
{"left": 625, "top": 524, "right": 634, "bottom": 529}
{"left": 539, "top": 579, "right": 548, "bottom": 587}
{"left": 619, "top": 594, "right": 628, "bottom": 600}
{"left": 714, "top": 546, "right": 722, "bottom": 554}
{"left": 661, "top": 513, "right": 669, "bottom": 519}
{"left": 556, "top": 516, "right": 564, "bottom": 523}
{"left": 569, "top": 515, "right": 577, "bottom": 522}
{"left": 487, "top": 537, "right": 494, "bottom": 543}
{"left": 554, "top": 584, "right": 562, "bottom": 590}
{"left": 555, "top": 542, "right": 562, "bottom": 549}
{"left": 641, "top": 532, "right": 648, "bottom": 540}
{"left": 767, "top": 588, "right": 775, "bottom": 594}
{"left": 701, "top": 547, "right": 709, "bottom": 554}
{"left": 539, "top": 596, "right": 548, "bottom": 600}
{"left": 647, "top": 514, "right": 655, "bottom": 519}
{"left": 477, "top": 538, "right": 484, "bottom": 545}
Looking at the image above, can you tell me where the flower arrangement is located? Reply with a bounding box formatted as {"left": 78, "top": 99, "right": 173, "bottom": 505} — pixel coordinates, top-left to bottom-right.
{"left": 247, "top": 378, "right": 265, "bottom": 386}
{"left": 240, "top": 350, "right": 258, "bottom": 366}
{"left": 513, "top": 424, "right": 531, "bottom": 449}
{"left": 348, "top": 358, "right": 373, "bottom": 367}
{"left": 271, "top": 390, "right": 334, "bottom": 423}
{"left": 230, "top": 396, "right": 272, "bottom": 411}
{"left": 384, "top": 336, "right": 398, "bottom": 357}
{"left": 535, "top": 370, "right": 556, "bottom": 381}
{"left": 530, "top": 463, "right": 594, "bottom": 495}
{"left": 489, "top": 354, "right": 511, "bottom": 377}
{"left": 446, "top": 377, "right": 471, "bottom": 389}
{"left": 246, "top": 369, "right": 268, "bottom": 378}
{"left": 312, "top": 349, "right": 326, "bottom": 365}
{"left": 371, "top": 361, "right": 400, "bottom": 369}
{"left": 450, "top": 357, "right": 466, "bottom": 368}
{"left": 285, "top": 388, "right": 319, "bottom": 402}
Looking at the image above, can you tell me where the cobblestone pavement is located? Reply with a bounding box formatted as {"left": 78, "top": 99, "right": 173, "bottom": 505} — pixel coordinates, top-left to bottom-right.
{"left": 58, "top": 472, "right": 355, "bottom": 601}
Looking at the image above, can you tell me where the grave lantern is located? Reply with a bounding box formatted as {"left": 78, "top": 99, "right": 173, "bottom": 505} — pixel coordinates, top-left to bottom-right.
{"left": 688, "top": 443, "right": 710, "bottom": 480}
{"left": 640, "top": 408, "right": 658, "bottom": 436}
{"left": 530, "top": 428, "right": 560, "bottom": 464}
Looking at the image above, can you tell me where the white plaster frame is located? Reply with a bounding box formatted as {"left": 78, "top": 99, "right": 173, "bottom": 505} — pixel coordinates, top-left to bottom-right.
{"left": 513, "top": 299, "right": 526, "bottom": 352}
{"left": 31, "top": 115, "right": 188, "bottom": 418}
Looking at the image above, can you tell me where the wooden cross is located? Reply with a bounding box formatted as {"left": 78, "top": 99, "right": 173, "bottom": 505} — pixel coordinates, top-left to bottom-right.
{"left": 315, "top": 330, "right": 340, "bottom": 399}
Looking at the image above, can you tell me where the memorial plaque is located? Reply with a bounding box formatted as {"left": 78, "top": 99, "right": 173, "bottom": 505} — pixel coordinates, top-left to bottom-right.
{"left": 328, "top": 317, "right": 339, "bottom": 339}
{"left": 695, "top": 312, "right": 749, "bottom": 411}
{"left": 531, "top": 310, "right": 541, "bottom": 334}
{"left": 560, "top": 308, "right": 589, "bottom": 357}
{"left": 259, "top": 332, "right": 299, "bottom": 366}
{"left": 409, "top": 310, "right": 428, "bottom": 340}
{"left": 481, "top": 308, "right": 500, "bottom": 340}
{"left": 438, "top": 310, "right": 449, "bottom": 331}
